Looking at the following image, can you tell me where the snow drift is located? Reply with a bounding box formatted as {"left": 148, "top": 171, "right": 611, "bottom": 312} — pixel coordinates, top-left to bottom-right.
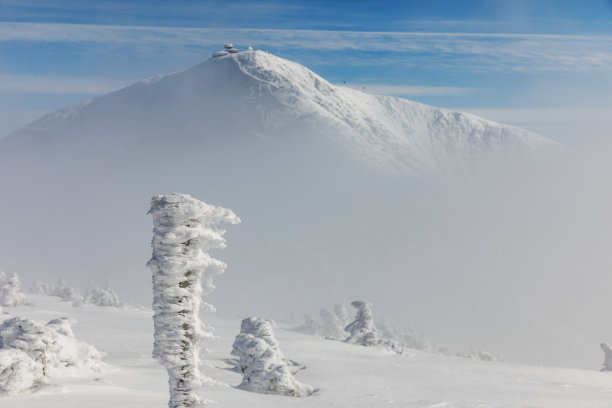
{"left": 0, "top": 316, "right": 104, "bottom": 395}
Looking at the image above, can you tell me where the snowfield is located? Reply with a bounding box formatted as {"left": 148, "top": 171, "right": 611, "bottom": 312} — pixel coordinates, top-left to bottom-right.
{"left": 2, "top": 294, "right": 612, "bottom": 408}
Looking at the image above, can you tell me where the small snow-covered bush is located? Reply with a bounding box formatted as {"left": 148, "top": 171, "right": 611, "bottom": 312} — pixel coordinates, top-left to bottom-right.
{"left": 0, "top": 349, "right": 43, "bottom": 396}
{"left": 319, "top": 308, "right": 347, "bottom": 339}
{"left": 0, "top": 316, "right": 104, "bottom": 396}
{"left": 84, "top": 288, "right": 123, "bottom": 307}
{"left": 29, "top": 280, "right": 52, "bottom": 295}
{"left": 601, "top": 343, "right": 612, "bottom": 371}
{"left": 231, "top": 317, "right": 313, "bottom": 397}
{"left": 333, "top": 304, "right": 349, "bottom": 327}
{"left": 49, "top": 280, "right": 83, "bottom": 303}
{"left": 0, "top": 316, "right": 104, "bottom": 377}
{"left": 345, "top": 300, "right": 379, "bottom": 346}
{"left": 296, "top": 313, "right": 320, "bottom": 335}
{"left": 0, "top": 271, "right": 26, "bottom": 307}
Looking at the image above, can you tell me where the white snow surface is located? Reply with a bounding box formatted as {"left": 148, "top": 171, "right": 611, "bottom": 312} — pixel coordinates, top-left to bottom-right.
{"left": 1, "top": 294, "right": 612, "bottom": 407}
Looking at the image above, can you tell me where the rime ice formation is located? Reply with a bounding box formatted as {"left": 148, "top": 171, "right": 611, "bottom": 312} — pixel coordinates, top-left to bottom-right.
{"left": 0, "top": 316, "right": 104, "bottom": 395}
{"left": 147, "top": 193, "right": 240, "bottom": 408}
{"left": 0, "top": 271, "right": 26, "bottom": 307}
{"left": 84, "top": 289, "right": 123, "bottom": 307}
{"left": 231, "top": 317, "right": 313, "bottom": 397}
{"left": 345, "top": 300, "right": 379, "bottom": 347}
{"left": 0, "top": 349, "right": 41, "bottom": 396}
{"left": 319, "top": 309, "right": 347, "bottom": 339}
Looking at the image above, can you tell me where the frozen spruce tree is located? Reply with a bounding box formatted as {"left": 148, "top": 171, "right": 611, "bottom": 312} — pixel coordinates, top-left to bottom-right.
{"left": 148, "top": 193, "right": 240, "bottom": 408}
{"left": 320, "top": 308, "right": 347, "bottom": 339}
{"left": 231, "top": 317, "right": 312, "bottom": 397}
{"left": 345, "top": 300, "right": 379, "bottom": 346}
{"left": 0, "top": 271, "right": 26, "bottom": 307}
{"left": 601, "top": 343, "right": 612, "bottom": 371}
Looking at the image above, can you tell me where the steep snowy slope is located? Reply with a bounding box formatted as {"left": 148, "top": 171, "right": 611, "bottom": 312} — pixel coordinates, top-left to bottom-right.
{"left": 3, "top": 295, "right": 612, "bottom": 408}
{"left": 0, "top": 50, "right": 553, "bottom": 171}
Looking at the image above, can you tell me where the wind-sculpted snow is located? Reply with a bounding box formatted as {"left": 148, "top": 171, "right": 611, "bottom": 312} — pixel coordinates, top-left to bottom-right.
{"left": 148, "top": 193, "right": 240, "bottom": 407}
{"left": 0, "top": 316, "right": 104, "bottom": 395}
{"left": 231, "top": 317, "right": 313, "bottom": 397}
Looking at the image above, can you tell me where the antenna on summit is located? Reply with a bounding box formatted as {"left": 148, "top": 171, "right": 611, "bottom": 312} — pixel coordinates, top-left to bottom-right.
{"left": 212, "top": 43, "right": 252, "bottom": 58}
{"left": 213, "top": 43, "right": 240, "bottom": 57}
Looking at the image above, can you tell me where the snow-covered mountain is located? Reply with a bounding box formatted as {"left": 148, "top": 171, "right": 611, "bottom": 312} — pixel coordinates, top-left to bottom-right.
{"left": 0, "top": 50, "right": 553, "bottom": 171}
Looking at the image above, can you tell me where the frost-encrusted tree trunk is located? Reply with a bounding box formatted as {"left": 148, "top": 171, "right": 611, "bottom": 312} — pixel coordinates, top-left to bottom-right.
{"left": 147, "top": 193, "right": 240, "bottom": 408}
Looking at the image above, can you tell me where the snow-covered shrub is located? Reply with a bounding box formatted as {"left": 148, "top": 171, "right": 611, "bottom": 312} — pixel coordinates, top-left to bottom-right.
{"left": 0, "top": 317, "right": 104, "bottom": 377}
{"left": 319, "top": 308, "right": 347, "bottom": 339}
{"left": 0, "top": 271, "right": 26, "bottom": 307}
{"left": 148, "top": 193, "right": 240, "bottom": 408}
{"left": 296, "top": 313, "right": 320, "bottom": 335}
{"left": 49, "top": 280, "right": 83, "bottom": 303}
{"left": 84, "top": 288, "right": 123, "bottom": 307}
{"left": 345, "top": 300, "right": 379, "bottom": 346}
{"left": 601, "top": 343, "right": 612, "bottom": 371}
{"left": 0, "top": 316, "right": 104, "bottom": 395}
{"left": 333, "top": 304, "right": 349, "bottom": 327}
{"left": 231, "top": 317, "right": 312, "bottom": 397}
{"left": 466, "top": 349, "right": 497, "bottom": 362}
{"left": 29, "top": 280, "right": 52, "bottom": 295}
{"left": 0, "top": 349, "right": 43, "bottom": 396}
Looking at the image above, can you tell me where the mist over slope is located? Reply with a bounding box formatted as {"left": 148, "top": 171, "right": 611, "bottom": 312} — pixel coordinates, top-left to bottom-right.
{"left": 0, "top": 50, "right": 553, "bottom": 170}
{"left": 3, "top": 50, "right": 606, "bottom": 370}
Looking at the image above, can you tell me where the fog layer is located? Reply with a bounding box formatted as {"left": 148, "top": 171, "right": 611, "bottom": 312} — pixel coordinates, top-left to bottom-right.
{"left": 0, "top": 53, "right": 608, "bottom": 369}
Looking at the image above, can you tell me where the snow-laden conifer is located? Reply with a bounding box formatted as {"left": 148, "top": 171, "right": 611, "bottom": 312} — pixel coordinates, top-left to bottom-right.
{"left": 0, "top": 316, "right": 104, "bottom": 395}
{"left": 147, "top": 193, "right": 240, "bottom": 408}
{"left": 0, "top": 349, "right": 42, "bottom": 395}
{"left": 320, "top": 308, "right": 347, "bottom": 339}
{"left": 345, "top": 300, "right": 379, "bottom": 346}
{"left": 231, "top": 317, "right": 312, "bottom": 397}
{"left": 84, "top": 288, "right": 123, "bottom": 307}
{"left": 297, "top": 313, "right": 320, "bottom": 335}
{"left": 0, "top": 271, "right": 26, "bottom": 307}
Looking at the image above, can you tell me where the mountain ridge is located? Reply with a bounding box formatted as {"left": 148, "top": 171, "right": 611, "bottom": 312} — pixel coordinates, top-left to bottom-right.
{"left": 2, "top": 50, "right": 555, "bottom": 171}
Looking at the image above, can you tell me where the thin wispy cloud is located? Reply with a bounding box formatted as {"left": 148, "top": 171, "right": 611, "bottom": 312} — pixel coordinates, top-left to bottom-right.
{"left": 0, "top": 73, "right": 134, "bottom": 95}
{"left": 2, "top": 22, "right": 612, "bottom": 73}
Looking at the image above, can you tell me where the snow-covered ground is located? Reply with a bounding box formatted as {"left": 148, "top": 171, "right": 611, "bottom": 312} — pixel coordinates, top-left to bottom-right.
{"left": 2, "top": 294, "right": 612, "bottom": 408}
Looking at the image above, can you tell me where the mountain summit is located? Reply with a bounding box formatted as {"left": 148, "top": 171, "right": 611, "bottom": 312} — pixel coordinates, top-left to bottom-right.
{"left": 2, "top": 50, "right": 553, "bottom": 171}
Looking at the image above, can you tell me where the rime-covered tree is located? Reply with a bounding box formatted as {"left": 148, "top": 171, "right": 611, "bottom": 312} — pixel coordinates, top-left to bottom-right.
{"left": 231, "top": 317, "right": 312, "bottom": 397}
{"left": 147, "top": 193, "right": 240, "bottom": 408}
{"left": 601, "top": 343, "right": 612, "bottom": 371}
{"left": 295, "top": 313, "right": 319, "bottom": 335}
{"left": 0, "top": 271, "right": 26, "bottom": 307}
{"left": 345, "top": 300, "right": 379, "bottom": 346}
{"left": 320, "top": 308, "right": 347, "bottom": 339}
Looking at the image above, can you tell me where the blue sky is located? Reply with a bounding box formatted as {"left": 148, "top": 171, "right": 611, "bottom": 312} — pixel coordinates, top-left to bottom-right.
{"left": 1, "top": 0, "right": 612, "bottom": 142}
